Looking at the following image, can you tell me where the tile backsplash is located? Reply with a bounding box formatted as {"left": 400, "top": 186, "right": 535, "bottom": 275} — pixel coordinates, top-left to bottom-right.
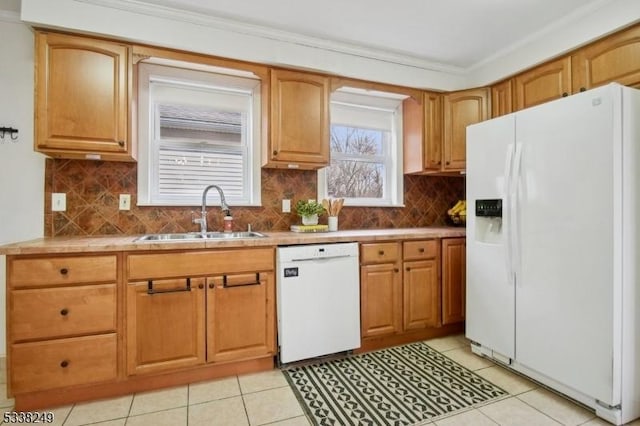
{"left": 44, "top": 159, "right": 464, "bottom": 237}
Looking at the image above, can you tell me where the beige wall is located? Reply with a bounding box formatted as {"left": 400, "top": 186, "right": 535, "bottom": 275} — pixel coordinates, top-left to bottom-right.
{"left": 0, "top": 16, "right": 45, "bottom": 356}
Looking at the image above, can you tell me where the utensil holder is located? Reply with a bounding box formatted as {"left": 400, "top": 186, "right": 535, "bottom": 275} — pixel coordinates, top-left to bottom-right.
{"left": 328, "top": 216, "right": 338, "bottom": 232}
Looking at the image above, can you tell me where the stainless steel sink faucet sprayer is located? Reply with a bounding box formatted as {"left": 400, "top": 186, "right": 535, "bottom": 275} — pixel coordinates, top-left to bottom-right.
{"left": 194, "top": 185, "right": 231, "bottom": 234}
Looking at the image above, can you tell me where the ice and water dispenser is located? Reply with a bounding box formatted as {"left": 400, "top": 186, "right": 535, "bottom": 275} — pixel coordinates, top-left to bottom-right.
{"left": 474, "top": 199, "right": 503, "bottom": 244}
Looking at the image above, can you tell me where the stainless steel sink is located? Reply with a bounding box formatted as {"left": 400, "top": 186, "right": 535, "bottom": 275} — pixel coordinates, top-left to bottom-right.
{"left": 202, "top": 231, "right": 266, "bottom": 239}
{"left": 135, "top": 231, "right": 266, "bottom": 242}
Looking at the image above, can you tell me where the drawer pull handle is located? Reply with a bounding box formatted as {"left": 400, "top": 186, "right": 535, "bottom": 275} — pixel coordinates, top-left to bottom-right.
{"left": 418, "top": 248, "right": 425, "bottom": 253}
{"left": 60, "top": 268, "right": 69, "bottom": 275}
{"left": 378, "top": 250, "right": 385, "bottom": 256}
{"left": 223, "top": 273, "right": 261, "bottom": 287}
{"left": 60, "top": 308, "right": 69, "bottom": 316}
{"left": 147, "top": 278, "right": 191, "bottom": 295}
{"left": 60, "top": 360, "right": 69, "bottom": 368}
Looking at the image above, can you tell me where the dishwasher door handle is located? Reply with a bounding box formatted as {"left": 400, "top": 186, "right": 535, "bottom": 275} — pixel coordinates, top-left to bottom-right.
{"left": 290, "top": 255, "right": 355, "bottom": 262}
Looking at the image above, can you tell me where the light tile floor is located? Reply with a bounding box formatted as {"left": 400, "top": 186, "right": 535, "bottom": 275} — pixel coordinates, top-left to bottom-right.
{"left": 1, "top": 336, "right": 639, "bottom": 425}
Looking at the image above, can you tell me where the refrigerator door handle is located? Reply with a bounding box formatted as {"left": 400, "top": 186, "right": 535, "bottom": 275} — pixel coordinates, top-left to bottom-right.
{"left": 503, "top": 143, "right": 515, "bottom": 282}
{"left": 510, "top": 143, "right": 524, "bottom": 283}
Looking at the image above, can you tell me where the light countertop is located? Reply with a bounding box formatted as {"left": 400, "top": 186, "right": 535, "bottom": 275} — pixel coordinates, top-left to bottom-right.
{"left": 0, "top": 227, "right": 466, "bottom": 255}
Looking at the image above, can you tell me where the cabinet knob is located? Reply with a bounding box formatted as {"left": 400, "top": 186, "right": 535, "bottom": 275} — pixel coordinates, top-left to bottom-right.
{"left": 378, "top": 250, "right": 385, "bottom": 256}
{"left": 437, "top": 160, "right": 441, "bottom": 165}
{"left": 394, "top": 268, "right": 399, "bottom": 273}
{"left": 60, "top": 308, "right": 69, "bottom": 316}
{"left": 60, "top": 360, "right": 69, "bottom": 368}
{"left": 198, "top": 283, "right": 204, "bottom": 289}
{"left": 580, "top": 87, "right": 586, "bottom": 92}
{"left": 406, "top": 267, "right": 411, "bottom": 271}
{"left": 418, "top": 248, "right": 425, "bottom": 253}
{"left": 562, "top": 92, "right": 569, "bottom": 97}
{"left": 118, "top": 140, "right": 125, "bottom": 147}
{"left": 446, "top": 161, "right": 450, "bottom": 165}
{"left": 209, "top": 283, "right": 214, "bottom": 289}
{"left": 60, "top": 268, "right": 68, "bottom": 275}
{"left": 273, "top": 150, "right": 278, "bottom": 156}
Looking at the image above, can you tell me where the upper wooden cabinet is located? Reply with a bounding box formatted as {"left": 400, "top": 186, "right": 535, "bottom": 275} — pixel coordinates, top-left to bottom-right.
{"left": 491, "top": 80, "right": 514, "bottom": 118}
{"left": 514, "top": 56, "right": 572, "bottom": 110}
{"left": 264, "top": 69, "right": 330, "bottom": 169}
{"left": 443, "top": 88, "right": 489, "bottom": 172}
{"left": 403, "top": 92, "right": 443, "bottom": 173}
{"left": 35, "top": 32, "right": 134, "bottom": 161}
{"left": 572, "top": 24, "right": 640, "bottom": 91}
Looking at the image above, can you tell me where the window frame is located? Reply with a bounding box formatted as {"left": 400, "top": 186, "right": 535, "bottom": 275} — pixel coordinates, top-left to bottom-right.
{"left": 318, "top": 88, "right": 405, "bottom": 207}
{"left": 137, "top": 61, "right": 262, "bottom": 207}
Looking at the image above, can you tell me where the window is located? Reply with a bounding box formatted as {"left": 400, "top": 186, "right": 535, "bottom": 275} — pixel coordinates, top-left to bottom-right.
{"left": 138, "top": 61, "right": 261, "bottom": 206}
{"left": 318, "top": 88, "right": 405, "bottom": 207}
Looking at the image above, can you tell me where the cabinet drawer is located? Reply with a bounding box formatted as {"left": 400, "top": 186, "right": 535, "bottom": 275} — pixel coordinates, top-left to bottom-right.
{"left": 127, "top": 248, "right": 274, "bottom": 280}
{"left": 10, "top": 255, "right": 117, "bottom": 288}
{"left": 11, "top": 284, "right": 117, "bottom": 342}
{"left": 360, "top": 242, "right": 400, "bottom": 264}
{"left": 10, "top": 333, "right": 117, "bottom": 393}
{"left": 403, "top": 240, "right": 438, "bottom": 260}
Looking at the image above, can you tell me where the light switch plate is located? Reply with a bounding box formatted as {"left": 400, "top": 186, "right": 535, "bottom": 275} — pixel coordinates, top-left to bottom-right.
{"left": 52, "top": 193, "right": 66, "bottom": 211}
{"left": 119, "top": 194, "right": 131, "bottom": 211}
{"left": 282, "top": 199, "right": 291, "bottom": 213}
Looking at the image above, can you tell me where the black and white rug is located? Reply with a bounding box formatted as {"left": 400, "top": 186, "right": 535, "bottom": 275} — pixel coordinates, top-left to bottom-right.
{"left": 283, "top": 341, "right": 507, "bottom": 426}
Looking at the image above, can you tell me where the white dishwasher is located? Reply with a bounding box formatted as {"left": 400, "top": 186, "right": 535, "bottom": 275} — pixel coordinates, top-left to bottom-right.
{"left": 276, "top": 242, "right": 361, "bottom": 364}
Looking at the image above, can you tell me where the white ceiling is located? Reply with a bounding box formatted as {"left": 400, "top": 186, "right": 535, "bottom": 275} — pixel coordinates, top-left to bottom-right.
{"left": 130, "top": 0, "right": 611, "bottom": 71}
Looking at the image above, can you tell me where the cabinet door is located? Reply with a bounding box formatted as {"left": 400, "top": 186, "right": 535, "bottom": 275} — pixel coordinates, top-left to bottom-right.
{"left": 35, "top": 32, "right": 131, "bottom": 160}
{"left": 572, "top": 24, "right": 640, "bottom": 91}
{"left": 403, "top": 259, "right": 440, "bottom": 330}
{"left": 127, "top": 278, "right": 205, "bottom": 375}
{"left": 207, "top": 272, "right": 275, "bottom": 363}
{"left": 443, "top": 88, "right": 489, "bottom": 172}
{"left": 491, "top": 80, "right": 514, "bottom": 118}
{"left": 403, "top": 92, "right": 443, "bottom": 173}
{"left": 360, "top": 263, "right": 401, "bottom": 337}
{"left": 442, "top": 238, "right": 466, "bottom": 325}
{"left": 514, "top": 57, "right": 572, "bottom": 110}
{"left": 268, "top": 69, "right": 329, "bottom": 167}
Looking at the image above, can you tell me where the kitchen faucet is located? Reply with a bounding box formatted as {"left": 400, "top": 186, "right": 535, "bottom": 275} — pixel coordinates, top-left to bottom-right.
{"left": 194, "top": 184, "right": 231, "bottom": 234}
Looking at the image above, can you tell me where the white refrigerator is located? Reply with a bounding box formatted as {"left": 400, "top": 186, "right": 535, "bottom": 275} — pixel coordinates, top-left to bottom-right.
{"left": 466, "top": 83, "right": 640, "bottom": 425}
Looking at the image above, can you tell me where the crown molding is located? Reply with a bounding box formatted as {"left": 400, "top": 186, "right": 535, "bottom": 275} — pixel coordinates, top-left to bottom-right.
{"left": 76, "top": 0, "right": 465, "bottom": 75}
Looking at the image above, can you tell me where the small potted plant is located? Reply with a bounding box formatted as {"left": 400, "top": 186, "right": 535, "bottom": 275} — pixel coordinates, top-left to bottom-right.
{"left": 295, "top": 200, "right": 325, "bottom": 225}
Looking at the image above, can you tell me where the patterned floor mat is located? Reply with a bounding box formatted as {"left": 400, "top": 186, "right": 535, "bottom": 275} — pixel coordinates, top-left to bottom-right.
{"left": 283, "top": 341, "right": 507, "bottom": 426}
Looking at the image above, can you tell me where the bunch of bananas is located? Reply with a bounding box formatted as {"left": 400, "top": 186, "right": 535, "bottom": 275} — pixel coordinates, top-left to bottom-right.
{"left": 447, "top": 200, "right": 467, "bottom": 225}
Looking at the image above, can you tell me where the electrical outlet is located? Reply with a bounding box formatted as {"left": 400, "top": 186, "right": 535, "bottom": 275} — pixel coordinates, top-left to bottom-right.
{"left": 282, "top": 199, "right": 291, "bottom": 213}
{"left": 119, "top": 194, "right": 131, "bottom": 211}
{"left": 52, "top": 193, "right": 66, "bottom": 212}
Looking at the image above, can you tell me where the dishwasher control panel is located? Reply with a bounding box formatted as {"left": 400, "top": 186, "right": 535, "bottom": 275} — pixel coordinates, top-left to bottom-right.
{"left": 277, "top": 242, "right": 359, "bottom": 262}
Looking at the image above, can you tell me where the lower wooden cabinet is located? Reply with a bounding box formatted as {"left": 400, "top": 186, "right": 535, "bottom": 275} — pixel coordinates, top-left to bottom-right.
{"left": 125, "top": 249, "right": 276, "bottom": 375}
{"left": 126, "top": 278, "right": 206, "bottom": 375}
{"left": 441, "top": 238, "right": 466, "bottom": 325}
{"left": 207, "top": 272, "right": 275, "bottom": 362}
{"left": 402, "top": 240, "right": 440, "bottom": 330}
{"left": 7, "top": 254, "right": 119, "bottom": 396}
{"left": 360, "top": 240, "right": 442, "bottom": 343}
{"left": 11, "top": 334, "right": 117, "bottom": 394}
{"left": 360, "top": 262, "right": 402, "bottom": 337}
{"left": 403, "top": 259, "right": 440, "bottom": 330}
